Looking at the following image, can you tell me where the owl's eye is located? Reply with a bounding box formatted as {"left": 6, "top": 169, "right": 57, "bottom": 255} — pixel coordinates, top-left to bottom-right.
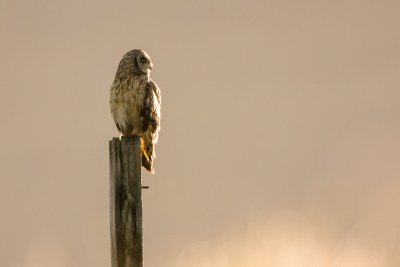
{"left": 140, "top": 57, "right": 147, "bottom": 64}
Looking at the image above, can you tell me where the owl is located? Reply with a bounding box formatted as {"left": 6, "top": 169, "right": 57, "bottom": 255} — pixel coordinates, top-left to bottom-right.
{"left": 109, "top": 49, "right": 161, "bottom": 173}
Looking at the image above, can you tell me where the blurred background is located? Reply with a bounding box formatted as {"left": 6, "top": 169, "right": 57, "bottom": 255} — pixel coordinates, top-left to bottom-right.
{"left": 1, "top": 0, "right": 400, "bottom": 266}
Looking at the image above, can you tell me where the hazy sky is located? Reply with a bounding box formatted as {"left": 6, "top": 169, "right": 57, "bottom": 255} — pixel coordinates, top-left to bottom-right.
{"left": 1, "top": 0, "right": 400, "bottom": 266}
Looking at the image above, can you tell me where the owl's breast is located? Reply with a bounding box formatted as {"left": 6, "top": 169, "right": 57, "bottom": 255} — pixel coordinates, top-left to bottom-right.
{"left": 110, "top": 76, "right": 147, "bottom": 135}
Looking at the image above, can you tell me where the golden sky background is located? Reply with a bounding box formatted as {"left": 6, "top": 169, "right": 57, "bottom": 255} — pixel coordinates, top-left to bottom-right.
{"left": 1, "top": 0, "right": 400, "bottom": 266}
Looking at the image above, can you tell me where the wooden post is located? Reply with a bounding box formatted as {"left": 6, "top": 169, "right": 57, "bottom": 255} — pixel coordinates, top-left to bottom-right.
{"left": 109, "top": 136, "right": 143, "bottom": 267}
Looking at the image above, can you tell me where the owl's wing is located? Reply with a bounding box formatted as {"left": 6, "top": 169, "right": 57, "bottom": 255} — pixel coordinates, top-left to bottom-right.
{"left": 140, "top": 79, "right": 161, "bottom": 133}
{"left": 140, "top": 79, "right": 161, "bottom": 172}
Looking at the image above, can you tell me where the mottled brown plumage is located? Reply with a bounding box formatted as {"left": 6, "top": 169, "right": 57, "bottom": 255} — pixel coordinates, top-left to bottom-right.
{"left": 109, "top": 49, "right": 161, "bottom": 173}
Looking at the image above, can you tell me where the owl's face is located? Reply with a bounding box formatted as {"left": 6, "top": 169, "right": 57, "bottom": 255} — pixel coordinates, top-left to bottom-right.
{"left": 136, "top": 51, "right": 153, "bottom": 74}
{"left": 117, "top": 49, "right": 154, "bottom": 77}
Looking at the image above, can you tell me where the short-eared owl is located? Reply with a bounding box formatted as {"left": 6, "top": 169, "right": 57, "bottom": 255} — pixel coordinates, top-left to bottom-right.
{"left": 109, "top": 49, "right": 161, "bottom": 173}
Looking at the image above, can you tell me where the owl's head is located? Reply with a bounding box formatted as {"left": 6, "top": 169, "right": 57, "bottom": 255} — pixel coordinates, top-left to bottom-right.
{"left": 117, "top": 49, "right": 153, "bottom": 77}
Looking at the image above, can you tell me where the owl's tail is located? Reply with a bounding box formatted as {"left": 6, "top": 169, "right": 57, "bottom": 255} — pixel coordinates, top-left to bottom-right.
{"left": 140, "top": 131, "right": 157, "bottom": 173}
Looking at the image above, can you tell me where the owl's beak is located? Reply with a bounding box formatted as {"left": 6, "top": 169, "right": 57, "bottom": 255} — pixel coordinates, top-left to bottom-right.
{"left": 149, "top": 63, "right": 153, "bottom": 70}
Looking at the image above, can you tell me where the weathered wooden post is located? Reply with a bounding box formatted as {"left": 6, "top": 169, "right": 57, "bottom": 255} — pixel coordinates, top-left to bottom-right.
{"left": 109, "top": 136, "right": 143, "bottom": 267}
